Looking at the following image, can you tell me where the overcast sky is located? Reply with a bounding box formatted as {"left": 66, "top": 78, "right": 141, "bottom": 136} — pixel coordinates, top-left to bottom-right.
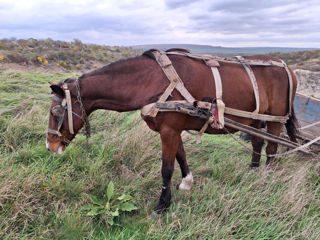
{"left": 0, "top": 0, "right": 319, "bottom": 47}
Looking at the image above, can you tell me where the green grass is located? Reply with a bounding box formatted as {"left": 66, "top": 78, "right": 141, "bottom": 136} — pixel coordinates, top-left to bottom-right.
{"left": 0, "top": 71, "right": 319, "bottom": 239}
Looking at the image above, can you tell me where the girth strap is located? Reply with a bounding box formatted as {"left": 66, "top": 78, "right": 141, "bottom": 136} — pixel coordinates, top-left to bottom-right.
{"left": 211, "top": 67, "right": 225, "bottom": 128}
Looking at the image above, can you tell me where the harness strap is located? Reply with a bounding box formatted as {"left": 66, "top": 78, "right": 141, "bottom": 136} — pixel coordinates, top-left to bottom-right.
{"left": 196, "top": 66, "right": 225, "bottom": 142}
{"left": 211, "top": 67, "right": 225, "bottom": 128}
{"left": 236, "top": 56, "right": 260, "bottom": 113}
{"left": 196, "top": 118, "right": 212, "bottom": 144}
{"left": 63, "top": 84, "right": 74, "bottom": 134}
{"left": 166, "top": 51, "right": 287, "bottom": 67}
{"left": 141, "top": 100, "right": 289, "bottom": 123}
{"left": 142, "top": 50, "right": 293, "bottom": 143}
{"left": 224, "top": 107, "right": 288, "bottom": 123}
{"left": 148, "top": 50, "right": 195, "bottom": 117}
{"left": 47, "top": 128, "right": 62, "bottom": 136}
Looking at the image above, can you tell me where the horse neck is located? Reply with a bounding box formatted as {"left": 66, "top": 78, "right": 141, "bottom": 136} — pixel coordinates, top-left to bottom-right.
{"left": 79, "top": 56, "right": 163, "bottom": 114}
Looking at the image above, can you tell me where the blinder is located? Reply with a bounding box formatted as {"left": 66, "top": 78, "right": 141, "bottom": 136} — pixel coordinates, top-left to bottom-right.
{"left": 51, "top": 105, "right": 65, "bottom": 118}
{"left": 47, "top": 83, "right": 83, "bottom": 143}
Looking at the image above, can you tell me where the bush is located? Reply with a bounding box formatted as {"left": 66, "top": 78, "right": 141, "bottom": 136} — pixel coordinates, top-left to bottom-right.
{"left": 6, "top": 53, "right": 28, "bottom": 63}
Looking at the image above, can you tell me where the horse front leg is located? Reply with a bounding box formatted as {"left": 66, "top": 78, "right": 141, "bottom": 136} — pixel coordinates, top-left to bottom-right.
{"left": 152, "top": 127, "right": 181, "bottom": 217}
{"left": 176, "top": 136, "right": 193, "bottom": 190}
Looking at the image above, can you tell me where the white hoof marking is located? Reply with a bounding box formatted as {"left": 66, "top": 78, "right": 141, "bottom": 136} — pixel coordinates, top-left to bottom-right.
{"left": 179, "top": 173, "right": 193, "bottom": 191}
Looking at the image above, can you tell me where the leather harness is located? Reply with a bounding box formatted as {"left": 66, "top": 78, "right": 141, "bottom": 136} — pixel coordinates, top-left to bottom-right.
{"left": 141, "top": 49, "right": 294, "bottom": 142}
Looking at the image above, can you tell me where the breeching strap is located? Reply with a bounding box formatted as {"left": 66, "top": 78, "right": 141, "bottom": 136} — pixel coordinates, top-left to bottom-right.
{"left": 281, "top": 60, "right": 293, "bottom": 116}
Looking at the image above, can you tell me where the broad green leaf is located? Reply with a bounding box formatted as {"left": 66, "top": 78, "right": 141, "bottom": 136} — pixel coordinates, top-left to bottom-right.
{"left": 80, "top": 204, "right": 94, "bottom": 211}
{"left": 110, "top": 208, "right": 119, "bottom": 217}
{"left": 119, "top": 202, "right": 138, "bottom": 212}
{"left": 84, "top": 205, "right": 104, "bottom": 216}
{"left": 106, "top": 217, "right": 114, "bottom": 226}
{"left": 116, "top": 194, "right": 132, "bottom": 201}
{"left": 87, "top": 194, "right": 103, "bottom": 206}
{"left": 107, "top": 181, "right": 114, "bottom": 201}
{"left": 86, "top": 209, "right": 99, "bottom": 216}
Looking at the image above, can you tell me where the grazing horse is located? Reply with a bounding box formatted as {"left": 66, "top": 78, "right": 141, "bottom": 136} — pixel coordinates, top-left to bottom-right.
{"left": 46, "top": 49, "right": 298, "bottom": 215}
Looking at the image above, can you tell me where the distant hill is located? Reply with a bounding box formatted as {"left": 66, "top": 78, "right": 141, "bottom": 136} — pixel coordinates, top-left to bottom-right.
{"left": 132, "top": 44, "right": 318, "bottom": 56}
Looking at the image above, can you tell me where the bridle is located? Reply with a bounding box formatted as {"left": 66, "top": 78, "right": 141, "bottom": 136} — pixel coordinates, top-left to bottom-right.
{"left": 47, "top": 79, "right": 90, "bottom": 145}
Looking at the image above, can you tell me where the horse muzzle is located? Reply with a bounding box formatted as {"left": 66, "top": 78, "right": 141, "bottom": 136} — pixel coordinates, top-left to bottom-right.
{"left": 46, "top": 138, "right": 66, "bottom": 154}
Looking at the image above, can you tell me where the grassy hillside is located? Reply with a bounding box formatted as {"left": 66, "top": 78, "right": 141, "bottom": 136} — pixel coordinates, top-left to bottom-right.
{"left": 1, "top": 68, "right": 320, "bottom": 239}
{"left": 269, "top": 50, "right": 320, "bottom": 71}
{"left": 0, "top": 38, "right": 142, "bottom": 71}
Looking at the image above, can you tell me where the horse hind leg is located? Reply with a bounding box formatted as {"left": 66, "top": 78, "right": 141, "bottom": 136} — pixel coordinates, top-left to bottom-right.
{"left": 250, "top": 121, "right": 265, "bottom": 168}
{"left": 176, "top": 136, "right": 193, "bottom": 191}
{"left": 265, "top": 122, "right": 283, "bottom": 165}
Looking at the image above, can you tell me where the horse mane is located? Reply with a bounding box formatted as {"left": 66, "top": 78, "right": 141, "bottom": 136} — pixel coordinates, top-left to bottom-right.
{"left": 142, "top": 49, "right": 158, "bottom": 60}
{"left": 78, "top": 48, "right": 190, "bottom": 82}
{"left": 78, "top": 55, "right": 142, "bottom": 81}
{"left": 165, "top": 48, "right": 190, "bottom": 53}
{"left": 143, "top": 48, "right": 191, "bottom": 61}
{"left": 55, "top": 77, "right": 76, "bottom": 86}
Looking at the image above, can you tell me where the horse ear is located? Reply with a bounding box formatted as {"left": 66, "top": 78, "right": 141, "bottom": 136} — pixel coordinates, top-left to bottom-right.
{"left": 50, "top": 84, "right": 65, "bottom": 97}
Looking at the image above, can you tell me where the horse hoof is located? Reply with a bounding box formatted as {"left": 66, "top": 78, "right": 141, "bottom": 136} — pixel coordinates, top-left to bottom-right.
{"left": 249, "top": 163, "right": 260, "bottom": 169}
{"left": 150, "top": 210, "right": 162, "bottom": 219}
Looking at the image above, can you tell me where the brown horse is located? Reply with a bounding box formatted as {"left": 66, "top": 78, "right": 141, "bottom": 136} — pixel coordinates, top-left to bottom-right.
{"left": 46, "top": 49, "right": 298, "bottom": 216}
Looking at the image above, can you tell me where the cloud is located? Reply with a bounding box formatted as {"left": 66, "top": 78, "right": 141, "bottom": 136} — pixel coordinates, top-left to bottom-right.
{"left": 0, "top": 0, "right": 319, "bottom": 47}
{"left": 164, "top": 0, "right": 195, "bottom": 9}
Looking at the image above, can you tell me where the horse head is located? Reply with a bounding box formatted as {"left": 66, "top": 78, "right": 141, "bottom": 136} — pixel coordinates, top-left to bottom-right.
{"left": 46, "top": 78, "right": 88, "bottom": 154}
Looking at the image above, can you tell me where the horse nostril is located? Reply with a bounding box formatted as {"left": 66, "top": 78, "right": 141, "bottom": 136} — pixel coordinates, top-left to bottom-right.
{"left": 47, "top": 147, "right": 50, "bottom": 151}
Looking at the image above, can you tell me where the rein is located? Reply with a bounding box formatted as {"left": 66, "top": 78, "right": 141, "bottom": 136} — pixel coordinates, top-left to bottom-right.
{"left": 47, "top": 78, "right": 91, "bottom": 146}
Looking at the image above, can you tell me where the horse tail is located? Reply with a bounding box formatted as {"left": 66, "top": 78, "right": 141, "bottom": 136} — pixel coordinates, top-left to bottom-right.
{"left": 285, "top": 107, "right": 299, "bottom": 143}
